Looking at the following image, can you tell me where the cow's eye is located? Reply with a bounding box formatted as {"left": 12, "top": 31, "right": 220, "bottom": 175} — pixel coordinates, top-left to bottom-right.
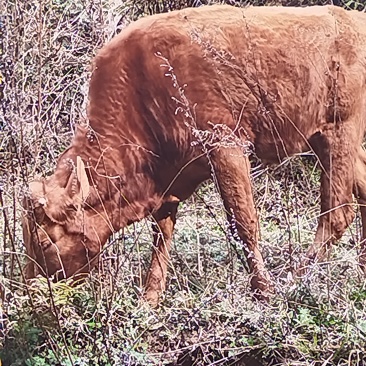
{"left": 33, "top": 206, "right": 45, "bottom": 222}
{"left": 66, "top": 204, "right": 78, "bottom": 212}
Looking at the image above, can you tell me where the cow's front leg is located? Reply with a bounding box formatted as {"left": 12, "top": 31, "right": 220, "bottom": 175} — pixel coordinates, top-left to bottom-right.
{"left": 210, "top": 147, "right": 272, "bottom": 300}
{"left": 300, "top": 126, "right": 357, "bottom": 273}
{"left": 145, "top": 201, "right": 178, "bottom": 307}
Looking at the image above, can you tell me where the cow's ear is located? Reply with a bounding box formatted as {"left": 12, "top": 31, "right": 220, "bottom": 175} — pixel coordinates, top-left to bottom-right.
{"left": 76, "top": 156, "right": 90, "bottom": 201}
{"left": 65, "top": 156, "right": 90, "bottom": 203}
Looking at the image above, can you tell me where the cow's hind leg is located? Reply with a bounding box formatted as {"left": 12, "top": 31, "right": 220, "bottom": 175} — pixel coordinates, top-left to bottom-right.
{"left": 301, "top": 127, "right": 357, "bottom": 272}
{"left": 210, "top": 147, "right": 271, "bottom": 299}
{"left": 145, "top": 201, "right": 178, "bottom": 307}
{"left": 354, "top": 147, "right": 366, "bottom": 272}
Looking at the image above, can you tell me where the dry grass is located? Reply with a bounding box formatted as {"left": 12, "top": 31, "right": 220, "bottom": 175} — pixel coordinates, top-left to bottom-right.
{"left": 1, "top": 0, "right": 366, "bottom": 365}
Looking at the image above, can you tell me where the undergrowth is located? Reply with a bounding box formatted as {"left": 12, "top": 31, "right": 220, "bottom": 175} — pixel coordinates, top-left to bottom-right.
{"left": 1, "top": 0, "right": 366, "bottom": 365}
{"left": 2, "top": 171, "right": 366, "bottom": 365}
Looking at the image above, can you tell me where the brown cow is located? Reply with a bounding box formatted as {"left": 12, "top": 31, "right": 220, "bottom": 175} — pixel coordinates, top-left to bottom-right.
{"left": 22, "top": 5, "right": 366, "bottom": 305}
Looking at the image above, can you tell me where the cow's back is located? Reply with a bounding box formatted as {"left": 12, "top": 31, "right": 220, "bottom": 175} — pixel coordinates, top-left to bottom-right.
{"left": 88, "top": 5, "right": 366, "bottom": 164}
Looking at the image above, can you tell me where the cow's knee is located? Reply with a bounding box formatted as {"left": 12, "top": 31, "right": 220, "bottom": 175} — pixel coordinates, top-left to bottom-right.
{"left": 331, "top": 204, "right": 355, "bottom": 240}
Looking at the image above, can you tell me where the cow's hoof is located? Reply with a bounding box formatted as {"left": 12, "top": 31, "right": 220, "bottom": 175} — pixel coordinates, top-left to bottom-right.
{"left": 144, "top": 290, "right": 160, "bottom": 308}
{"left": 250, "top": 275, "right": 273, "bottom": 302}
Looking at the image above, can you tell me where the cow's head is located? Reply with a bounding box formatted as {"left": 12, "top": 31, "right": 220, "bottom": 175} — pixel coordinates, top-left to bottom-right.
{"left": 22, "top": 156, "right": 101, "bottom": 280}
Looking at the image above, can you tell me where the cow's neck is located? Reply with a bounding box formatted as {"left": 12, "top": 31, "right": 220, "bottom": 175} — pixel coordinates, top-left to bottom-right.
{"left": 56, "top": 131, "right": 163, "bottom": 234}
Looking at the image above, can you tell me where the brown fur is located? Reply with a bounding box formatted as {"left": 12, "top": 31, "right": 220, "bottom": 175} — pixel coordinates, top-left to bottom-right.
{"left": 23, "top": 5, "right": 366, "bottom": 305}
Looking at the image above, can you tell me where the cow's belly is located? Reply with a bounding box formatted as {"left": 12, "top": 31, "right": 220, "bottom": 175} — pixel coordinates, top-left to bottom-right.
{"left": 253, "top": 138, "right": 308, "bottom": 163}
{"left": 251, "top": 118, "right": 319, "bottom": 163}
{"left": 163, "top": 156, "right": 211, "bottom": 202}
